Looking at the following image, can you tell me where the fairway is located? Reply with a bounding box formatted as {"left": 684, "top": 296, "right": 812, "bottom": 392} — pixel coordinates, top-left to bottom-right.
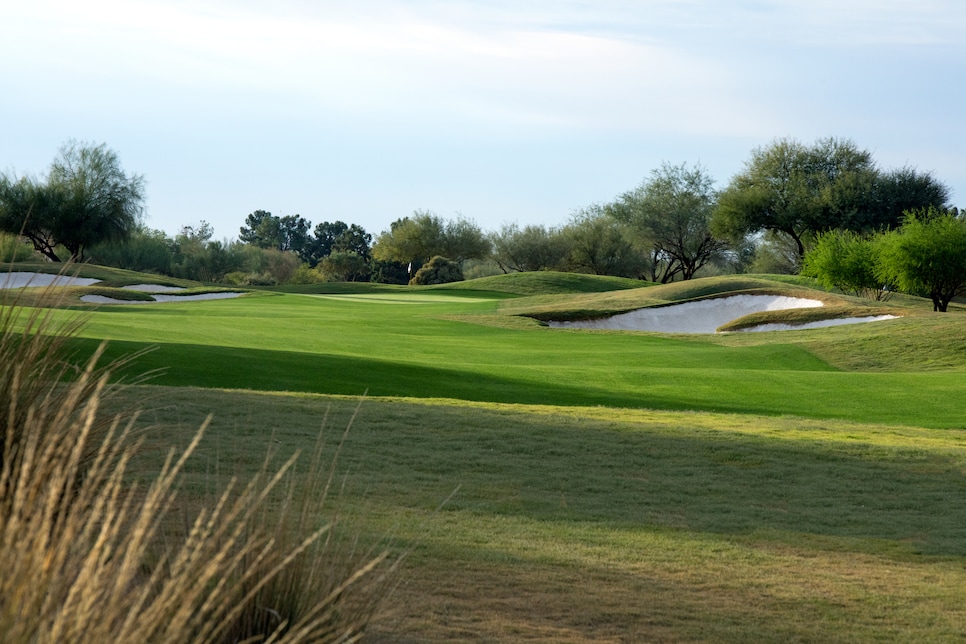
{"left": 15, "top": 269, "right": 966, "bottom": 641}
{"left": 68, "top": 285, "right": 966, "bottom": 429}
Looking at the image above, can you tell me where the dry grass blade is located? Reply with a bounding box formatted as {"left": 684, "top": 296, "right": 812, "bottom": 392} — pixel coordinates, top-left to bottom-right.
{"left": 0, "top": 266, "right": 398, "bottom": 643}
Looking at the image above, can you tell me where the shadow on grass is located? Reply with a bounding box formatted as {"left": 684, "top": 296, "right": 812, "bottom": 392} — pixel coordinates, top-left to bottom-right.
{"left": 69, "top": 337, "right": 966, "bottom": 429}
{"left": 126, "top": 389, "right": 966, "bottom": 560}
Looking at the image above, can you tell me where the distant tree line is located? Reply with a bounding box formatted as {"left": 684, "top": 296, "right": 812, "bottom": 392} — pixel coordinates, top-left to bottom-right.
{"left": 3, "top": 137, "right": 964, "bottom": 308}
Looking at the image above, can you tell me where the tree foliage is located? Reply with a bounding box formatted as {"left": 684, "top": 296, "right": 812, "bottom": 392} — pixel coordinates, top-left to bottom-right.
{"left": 409, "top": 255, "right": 464, "bottom": 285}
{"left": 87, "top": 225, "right": 173, "bottom": 274}
{"left": 610, "top": 162, "right": 727, "bottom": 282}
{"left": 372, "top": 211, "right": 489, "bottom": 266}
{"left": 239, "top": 210, "right": 312, "bottom": 259}
{"left": 563, "top": 206, "right": 643, "bottom": 278}
{"left": 308, "top": 221, "right": 372, "bottom": 267}
{"left": 0, "top": 140, "right": 145, "bottom": 261}
{"left": 318, "top": 251, "right": 370, "bottom": 282}
{"left": 801, "top": 230, "right": 888, "bottom": 300}
{"left": 875, "top": 208, "right": 966, "bottom": 312}
{"left": 713, "top": 137, "right": 948, "bottom": 259}
{"left": 490, "top": 223, "right": 569, "bottom": 273}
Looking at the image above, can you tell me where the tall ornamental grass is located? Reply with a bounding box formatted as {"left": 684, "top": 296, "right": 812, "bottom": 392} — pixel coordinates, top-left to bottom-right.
{"left": 0, "top": 271, "right": 396, "bottom": 643}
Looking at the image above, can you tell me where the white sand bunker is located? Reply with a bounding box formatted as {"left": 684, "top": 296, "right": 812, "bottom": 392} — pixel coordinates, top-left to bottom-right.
{"left": 547, "top": 294, "right": 895, "bottom": 334}
{"left": 1, "top": 272, "right": 100, "bottom": 289}
{"left": 81, "top": 292, "right": 243, "bottom": 304}
{"left": 740, "top": 315, "right": 899, "bottom": 333}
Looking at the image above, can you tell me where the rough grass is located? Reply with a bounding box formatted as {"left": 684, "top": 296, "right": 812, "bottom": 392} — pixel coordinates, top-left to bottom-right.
{"left": 109, "top": 387, "right": 966, "bottom": 643}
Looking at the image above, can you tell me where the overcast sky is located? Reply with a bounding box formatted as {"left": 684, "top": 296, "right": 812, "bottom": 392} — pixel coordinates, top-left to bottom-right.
{"left": 2, "top": 0, "right": 964, "bottom": 241}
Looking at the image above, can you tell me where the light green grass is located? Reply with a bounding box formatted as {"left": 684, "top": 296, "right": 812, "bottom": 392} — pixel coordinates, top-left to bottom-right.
{"left": 38, "top": 274, "right": 964, "bottom": 429}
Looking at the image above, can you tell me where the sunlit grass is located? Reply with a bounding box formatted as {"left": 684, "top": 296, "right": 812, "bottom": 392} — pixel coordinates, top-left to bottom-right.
{"left": 112, "top": 387, "right": 966, "bottom": 642}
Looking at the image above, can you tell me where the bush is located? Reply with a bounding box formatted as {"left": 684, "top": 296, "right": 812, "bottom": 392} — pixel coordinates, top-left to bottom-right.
{"left": 801, "top": 230, "right": 890, "bottom": 300}
{"left": 409, "top": 255, "right": 463, "bottom": 285}
{"left": 0, "top": 233, "right": 36, "bottom": 262}
{"left": 0, "top": 271, "right": 397, "bottom": 642}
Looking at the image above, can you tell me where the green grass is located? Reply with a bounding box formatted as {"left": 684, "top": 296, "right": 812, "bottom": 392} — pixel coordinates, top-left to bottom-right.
{"left": 115, "top": 387, "right": 966, "bottom": 642}
{"left": 11, "top": 267, "right": 966, "bottom": 640}
{"left": 38, "top": 273, "right": 962, "bottom": 429}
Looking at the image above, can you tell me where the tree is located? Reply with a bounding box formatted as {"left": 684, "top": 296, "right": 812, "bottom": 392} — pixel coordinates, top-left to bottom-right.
{"left": 0, "top": 176, "right": 61, "bottom": 261}
{"left": 372, "top": 211, "right": 489, "bottom": 266}
{"left": 239, "top": 211, "right": 311, "bottom": 259}
{"left": 610, "top": 162, "right": 727, "bottom": 282}
{"left": 442, "top": 215, "right": 491, "bottom": 265}
{"left": 801, "top": 230, "right": 889, "bottom": 300}
{"left": 0, "top": 141, "right": 145, "bottom": 261}
{"left": 875, "top": 208, "right": 966, "bottom": 312}
{"left": 308, "top": 221, "right": 372, "bottom": 267}
{"left": 867, "top": 166, "right": 950, "bottom": 231}
{"left": 318, "top": 251, "right": 370, "bottom": 282}
{"left": 490, "top": 223, "right": 569, "bottom": 273}
{"left": 713, "top": 137, "right": 881, "bottom": 258}
{"left": 564, "top": 206, "right": 643, "bottom": 277}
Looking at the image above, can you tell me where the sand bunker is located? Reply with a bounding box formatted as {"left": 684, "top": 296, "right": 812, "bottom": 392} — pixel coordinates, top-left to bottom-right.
{"left": 548, "top": 295, "right": 896, "bottom": 334}
{"left": 0, "top": 272, "right": 101, "bottom": 289}
{"left": 81, "top": 292, "right": 243, "bottom": 304}
{"left": 739, "top": 315, "right": 899, "bottom": 333}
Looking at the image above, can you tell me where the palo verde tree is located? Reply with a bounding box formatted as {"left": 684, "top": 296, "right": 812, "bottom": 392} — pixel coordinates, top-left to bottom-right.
{"left": 875, "top": 207, "right": 966, "bottom": 312}
{"left": 609, "top": 162, "right": 727, "bottom": 282}
{"left": 801, "top": 230, "right": 888, "bottom": 300}
{"left": 0, "top": 140, "right": 145, "bottom": 261}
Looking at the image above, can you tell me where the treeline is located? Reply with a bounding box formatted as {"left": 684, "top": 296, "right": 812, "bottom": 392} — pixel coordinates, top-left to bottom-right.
{"left": 2, "top": 137, "right": 962, "bottom": 298}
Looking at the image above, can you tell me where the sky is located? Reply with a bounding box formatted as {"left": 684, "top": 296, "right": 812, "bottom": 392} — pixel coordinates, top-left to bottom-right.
{"left": 2, "top": 0, "right": 965, "bottom": 241}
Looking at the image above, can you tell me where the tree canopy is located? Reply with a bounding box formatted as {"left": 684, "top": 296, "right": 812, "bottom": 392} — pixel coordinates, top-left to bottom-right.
{"left": 801, "top": 230, "right": 886, "bottom": 300}
{"left": 0, "top": 140, "right": 145, "bottom": 261}
{"left": 712, "top": 137, "right": 948, "bottom": 258}
{"left": 609, "top": 162, "right": 727, "bottom": 282}
{"left": 490, "top": 223, "right": 569, "bottom": 273}
{"left": 563, "top": 206, "right": 643, "bottom": 278}
{"left": 875, "top": 208, "right": 966, "bottom": 312}
{"left": 372, "top": 211, "right": 490, "bottom": 266}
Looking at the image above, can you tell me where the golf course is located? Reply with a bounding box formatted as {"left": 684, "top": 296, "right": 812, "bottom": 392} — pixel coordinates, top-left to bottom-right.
{"left": 8, "top": 265, "right": 966, "bottom": 641}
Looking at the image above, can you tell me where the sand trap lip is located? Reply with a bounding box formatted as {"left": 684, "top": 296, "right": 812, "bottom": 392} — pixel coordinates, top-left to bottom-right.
{"left": 1, "top": 271, "right": 101, "bottom": 289}
{"left": 548, "top": 295, "right": 828, "bottom": 334}
{"left": 81, "top": 292, "right": 244, "bottom": 304}
{"left": 120, "top": 284, "right": 186, "bottom": 293}
{"left": 739, "top": 315, "right": 900, "bottom": 333}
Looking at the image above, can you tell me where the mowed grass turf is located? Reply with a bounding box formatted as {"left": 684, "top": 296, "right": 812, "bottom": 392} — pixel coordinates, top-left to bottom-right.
{"left": 57, "top": 281, "right": 966, "bottom": 429}
{"left": 12, "top": 269, "right": 966, "bottom": 640}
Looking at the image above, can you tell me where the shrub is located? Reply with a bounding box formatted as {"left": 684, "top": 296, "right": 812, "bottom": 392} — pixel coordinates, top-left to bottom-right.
{"left": 410, "top": 255, "right": 463, "bottom": 285}
{"left": 801, "top": 230, "right": 891, "bottom": 300}
{"left": 0, "top": 233, "right": 36, "bottom": 262}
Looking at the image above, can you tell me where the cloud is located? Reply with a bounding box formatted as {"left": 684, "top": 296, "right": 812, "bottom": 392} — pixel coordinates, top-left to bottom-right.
{"left": 1, "top": 0, "right": 783, "bottom": 137}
